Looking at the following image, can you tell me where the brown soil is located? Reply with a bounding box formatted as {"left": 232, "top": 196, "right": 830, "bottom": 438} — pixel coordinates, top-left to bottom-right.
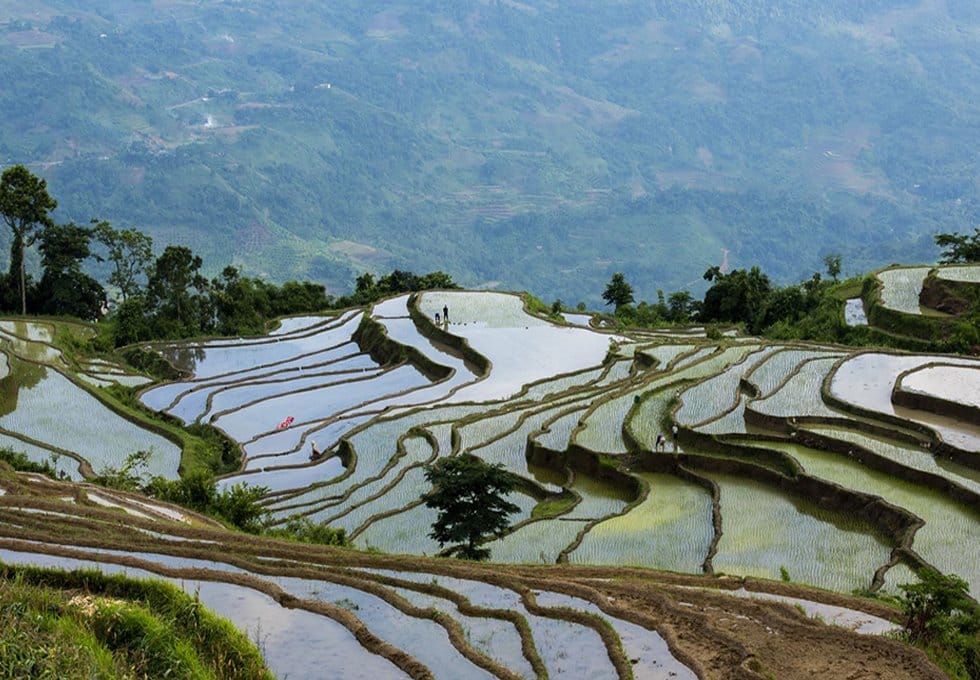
{"left": 0, "top": 468, "right": 948, "bottom": 680}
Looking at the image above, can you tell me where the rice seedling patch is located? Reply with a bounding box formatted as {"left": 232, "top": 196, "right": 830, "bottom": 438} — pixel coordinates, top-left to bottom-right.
{"left": 0, "top": 362, "right": 180, "bottom": 478}
{"left": 533, "top": 408, "right": 588, "bottom": 452}
{"left": 571, "top": 473, "right": 712, "bottom": 571}
{"left": 936, "top": 264, "right": 980, "bottom": 282}
{"left": 640, "top": 344, "right": 696, "bottom": 371}
{"left": 751, "top": 357, "right": 841, "bottom": 419}
{"left": 745, "top": 349, "right": 842, "bottom": 398}
{"left": 705, "top": 471, "right": 892, "bottom": 592}
{"left": 805, "top": 425, "right": 980, "bottom": 496}
{"left": 748, "top": 440, "right": 980, "bottom": 596}
{"left": 488, "top": 518, "right": 589, "bottom": 564}
{"left": 354, "top": 503, "right": 444, "bottom": 556}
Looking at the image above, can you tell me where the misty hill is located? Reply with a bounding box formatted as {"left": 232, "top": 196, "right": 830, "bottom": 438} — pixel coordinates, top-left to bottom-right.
{"left": 2, "top": 0, "right": 979, "bottom": 303}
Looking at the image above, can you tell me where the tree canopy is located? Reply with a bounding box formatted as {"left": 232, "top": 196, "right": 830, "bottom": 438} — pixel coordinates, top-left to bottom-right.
{"left": 0, "top": 165, "right": 57, "bottom": 314}
{"left": 936, "top": 228, "right": 980, "bottom": 264}
{"left": 602, "top": 272, "right": 634, "bottom": 309}
{"left": 421, "top": 454, "right": 519, "bottom": 561}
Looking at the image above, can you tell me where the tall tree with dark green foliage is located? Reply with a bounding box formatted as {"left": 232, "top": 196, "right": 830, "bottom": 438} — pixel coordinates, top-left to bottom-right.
{"left": 602, "top": 272, "right": 634, "bottom": 309}
{"left": 422, "top": 454, "right": 519, "bottom": 561}
{"left": 701, "top": 266, "right": 773, "bottom": 333}
{"left": 0, "top": 165, "right": 57, "bottom": 314}
{"left": 145, "top": 245, "right": 210, "bottom": 337}
{"left": 936, "top": 228, "right": 980, "bottom": 264}
{"left": 35, "top": 222, "right": 105, "bottom": 320}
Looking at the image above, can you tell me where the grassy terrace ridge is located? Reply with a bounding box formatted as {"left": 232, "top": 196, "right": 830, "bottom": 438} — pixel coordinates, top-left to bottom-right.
{"left": 0, "top": 469, "right": 950, "bottom": 680}
{"left": 2, "top": 283, "right": 979, "bottom": 679}
{"left": 0, "top": 562, "right": 272, "bottom": 680}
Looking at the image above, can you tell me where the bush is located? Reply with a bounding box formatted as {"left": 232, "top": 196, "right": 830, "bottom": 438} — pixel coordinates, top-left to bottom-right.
{"left": 0, "top": 446, "right": 60, "bottom": 478}
{"left": 264, "top": 518, "right": 348, "bottom": 546}
{"left": 899, "top": 571, "right": 980, "bottom": 679}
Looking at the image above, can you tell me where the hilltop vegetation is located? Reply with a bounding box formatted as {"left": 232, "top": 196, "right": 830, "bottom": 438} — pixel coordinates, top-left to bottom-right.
{"left": 2, "top": 1, "right": 980, "bottom": 301}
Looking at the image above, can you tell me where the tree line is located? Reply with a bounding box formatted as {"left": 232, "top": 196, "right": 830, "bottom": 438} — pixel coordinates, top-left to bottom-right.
{"left": 0, "top": 165, "right": 457, "bottom": 347}
{"left": 601, "top": 232, "right": 977, "bottom": 348}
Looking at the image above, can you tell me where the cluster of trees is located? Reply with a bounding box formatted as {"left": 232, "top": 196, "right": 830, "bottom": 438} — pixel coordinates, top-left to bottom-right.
{"left": 601, "top": 272, "right": 699, "bottom": 325}
{"left": 1, "top": 165, "right": 459, "bottom": 347}
{"left": 341, "top": 269, "right": 459, "bottom": 307}
{"left": 601, "top": 254, "right": 845, "bottom": 338}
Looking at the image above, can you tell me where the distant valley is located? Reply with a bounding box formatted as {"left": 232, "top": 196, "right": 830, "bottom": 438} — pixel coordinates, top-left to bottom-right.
{"left": 2, "top": 0, "right": 979, "bottom": 303}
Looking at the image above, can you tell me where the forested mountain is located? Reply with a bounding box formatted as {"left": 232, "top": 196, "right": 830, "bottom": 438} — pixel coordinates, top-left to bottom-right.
{"left": 2, "top": 0, "right": 979, "bottom": 303}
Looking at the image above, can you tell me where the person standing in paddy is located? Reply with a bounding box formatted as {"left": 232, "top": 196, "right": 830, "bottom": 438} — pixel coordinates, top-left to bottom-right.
{"left": 443, "top": 305, "right": 449, "bottom": 323}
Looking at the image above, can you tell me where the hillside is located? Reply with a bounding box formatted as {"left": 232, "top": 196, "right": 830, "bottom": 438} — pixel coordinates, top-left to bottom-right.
{"left": 1, "top": 275, "right": 978, "bottom": 677}
{"left": 2, "top": 1, "right": 980, "bottom": 301}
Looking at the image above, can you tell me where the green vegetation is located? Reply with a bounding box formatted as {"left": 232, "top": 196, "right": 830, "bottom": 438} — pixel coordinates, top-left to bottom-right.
{"left": 0, "top": 445, "right": 60, "bottom": 478}
{"left": 2, "top": 2, "right": 977, "bottom": 303}
{"left": 602, "top": 273, "right": 635, "bottom": 310}
{"left": 936, "top": 228, "right": 980, "bottom": 264}
{"left": 899, "top": 571, "right": 980, "bottom": 680}
{"left": 0, "top": 563, "right": 272, "bottom": 680}
{"left": 263, "top": 517, "right": 348, "bottom": 546}
{"left": 422, "top": 454, "right": 520, "bottom": 560}
{"left": 530, "top": 493, "right": 577, "bottom": 520}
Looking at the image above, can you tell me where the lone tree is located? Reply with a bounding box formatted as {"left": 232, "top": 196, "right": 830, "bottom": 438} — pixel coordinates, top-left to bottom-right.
{"left": 422, "top": 454, "right": 519, "bottom": 560}
{"left": 0, "top": 165, "right": 57, "bottom": 314}
{"left": 602, "top": 272, "right": 634, "bottom": 309}
{"left": 823, "top": 254, "right": 842, "bottom": 282}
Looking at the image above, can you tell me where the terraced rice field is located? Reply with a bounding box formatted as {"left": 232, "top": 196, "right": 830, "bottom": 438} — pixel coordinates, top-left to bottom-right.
{"left": 875, "top": 266, "right": 932, "bottom": 314}
{"left": 1, "top": 291, "right": 975, "bottom": 679}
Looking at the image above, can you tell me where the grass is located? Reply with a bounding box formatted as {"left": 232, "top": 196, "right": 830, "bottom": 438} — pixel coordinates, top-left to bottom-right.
{"left": 531, "top": 493, "right": 577, "bottom": 519}
{"left": 0, "top": 563, "right": 273, "bottom": 680}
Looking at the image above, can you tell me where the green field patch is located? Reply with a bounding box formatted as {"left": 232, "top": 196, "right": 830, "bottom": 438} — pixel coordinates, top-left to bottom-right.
{"left": 745, "top": 348, "right": 843, "bottom": 398}
{"left": 748, "top": 440, "right": 980, "bottom": 596}
{"left": 561, "top": 473, "right": 633, "bottom": 521}
{"left": 804, "top": 425, "right": 980, "bottom": 496}
{"left": 571, "top": 473, "right": 713, "bottom": 571}
{"left": 705, "top": 471, "right": 892, "bottom": 592}
{"left": 355, "top": 502, "right": 445, "bottom": 556}
{"left": 0, "top": 360, "right": 180, "bottom": 479}
{"left": 488, "top": 518, "right": 590, "bottom": 564}
{"left": 750, "top": 356, "right": 841, "bottom": 419}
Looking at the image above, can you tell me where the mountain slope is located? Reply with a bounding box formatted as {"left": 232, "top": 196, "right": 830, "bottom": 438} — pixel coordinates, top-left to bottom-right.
{"left": 2, "top": 0, "right": 979, "bottom": 301}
